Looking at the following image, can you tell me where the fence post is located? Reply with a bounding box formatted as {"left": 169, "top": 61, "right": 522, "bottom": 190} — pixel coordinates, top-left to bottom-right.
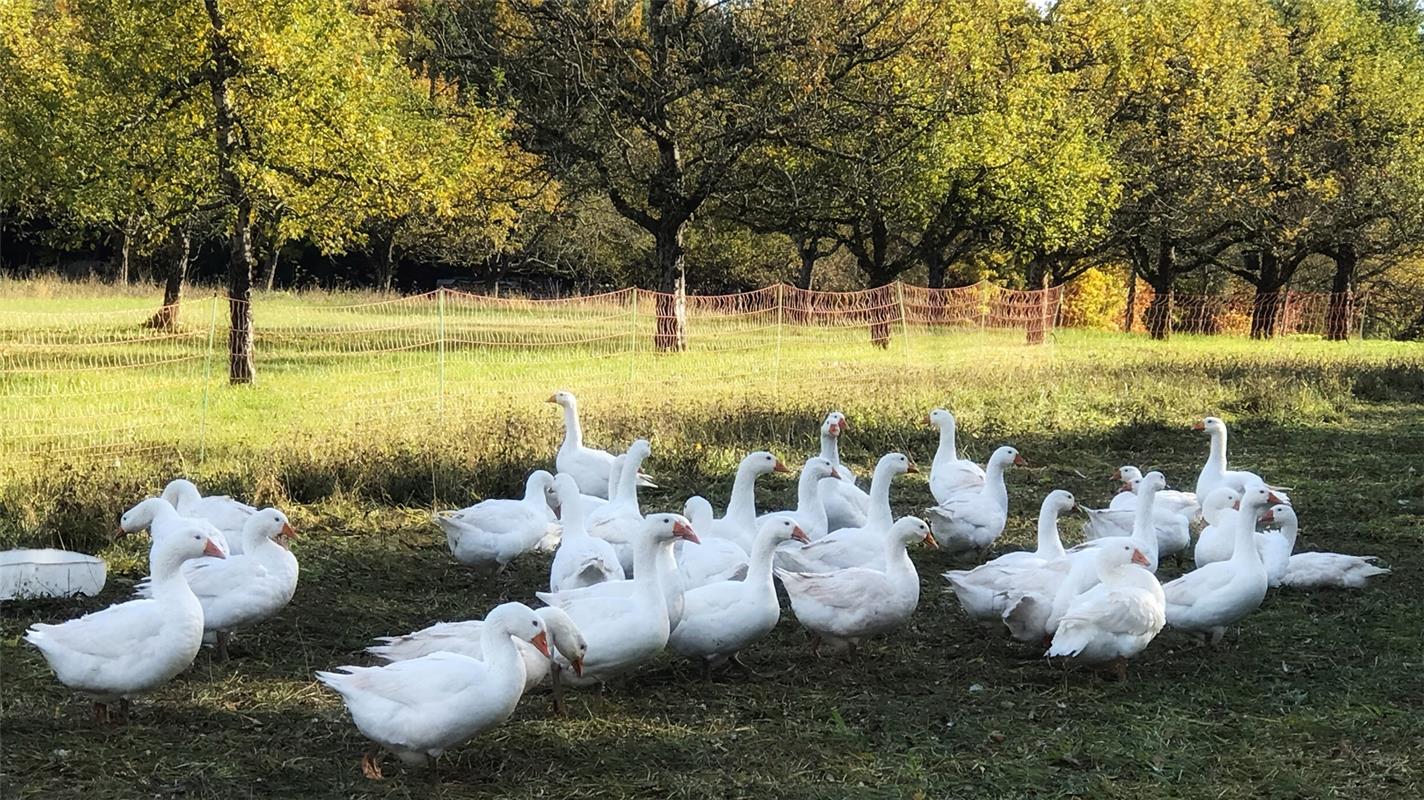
{"left": 198, "top": 294, "right": 218, "bottom": 464}
{"left": 895, "top": 281, "right": 911, "bottom": 364}
{"left": 628, "top": 288, "right": 639, "bottom": 386}
{"left": 437, "top": 288, "right": 446, "bottom": 416}
{"left": 774, "top": 283, "right": 784, "bottom": 388}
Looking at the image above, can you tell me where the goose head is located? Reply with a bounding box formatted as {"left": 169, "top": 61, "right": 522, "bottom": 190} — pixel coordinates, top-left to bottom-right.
{"left": 1193, "top": 416, "right": 1227, "bottom": 435}
{"left": 822, "top": 411, "right": 848, "bottom": 437}
{"left": 758, "top": 516, "right": 810, "bottom": 546}
{"left": 1098, "top": 539, "right": 1151, "bottom": 570}
{"left": 1112, "top": 465, "right": 1143, "bottom": 483}
{"left": 536, "top": 606, "right": 587, "bottom": 677}
{"left": 524, "top": 470, "right": 558, "bottom": 508}
{"left": 1262, "top": 503, "right": 1295, "bottom": 528}
{"left": 682, "top": 496, "right": 715, "bottom": 531}
{"left": 119, "top": 497, "right": 177, "bottom": 536}
{"left": 487, "top": 602, "right": 551, "bottom": 657}
{"left": 546, "top": 390, "right": 576, "bottom": 409}
{"left": 642, "top": 513, "right": 699, "bottom": 545}
{"left": 801, "top": 456, "right": 840, "bottom": 482}
{"left": 626, "top": 439, "right": 652, "bottom": 463}
{"left": 1136, "top": 471, "right": 1167, "bottom": 496}
{"left": 1237, "top": 484, "right": 1273, "bottom": 520}
{"left": 553, "top": 473, "right": 583, "bottom": 509}
{"left": 742, "top": 450, "right": 790, "bottom": 477}
{"left": 1043, "top": 489, "right": 1077, "bottom": 515}
{"left": 990, "top": 445, "right": 1028, "bottom": 469}
{"left": 151, "top": 521, "right": 227, "bottom": 576}
{"left": 160, "top": 478, "right": 202, "bottom": 511}
{"left": 876, "top": 452, "right": 918, "bottom": 477}
{"left": 891, "top": 516, "right": 937, "bottom": 549}
{"left": 927, "top": 408, "right": 957, "bottom": 432}
{"left": 245, "top": 508, "right": 296, "bottom": 547}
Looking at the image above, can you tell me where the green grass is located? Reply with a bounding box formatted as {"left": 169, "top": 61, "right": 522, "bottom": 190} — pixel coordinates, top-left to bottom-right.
{"left": 1, "top": 284, "right": 1422, "bottom": 798}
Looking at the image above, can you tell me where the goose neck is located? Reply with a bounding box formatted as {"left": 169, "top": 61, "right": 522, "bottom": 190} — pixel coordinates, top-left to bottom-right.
{"left": 478, "top": 620, "right": 528, "bottom": 688}
{"left": 818, "top": 432, "right": 840, "bottom": 466}
{"left": 866, "top": 464, "right": 896, "bottom": 529}
{"left": 724, "top": 463, "right": 760, "bottom": 523}
{"left": 934, "top": 421, "right": 959, "bottom": 466}
{"left": 560, "top": 403, "right": 583, "bottom": 449}
{"left": 1035, "top": 506, "right": 1066, "bottom": 559}
{"left": 982, "top": 458, "right": 1009, "bottom": 509}
{"left": 1231, "top": 507, "right": 1264, "bottom": 566}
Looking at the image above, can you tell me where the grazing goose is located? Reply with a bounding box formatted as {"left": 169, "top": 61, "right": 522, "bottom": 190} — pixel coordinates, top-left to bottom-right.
{"left": 548, "top": 474, "right": 625, "bottom": 592}
{"left": 1163, "top": 485, "right": 1273, "bottom": 644}
{"left": 777, "top": 517, "right": 936, "bottom": 656}
{"left": 758, "top": 457, "right": 840, "bottom": 541}
{"left": 549, "top": 390, "right": 654, "bottom": 498}
{"left": 1108, "top": 467, "right": 1200, "bottom": 522}
{"left": 942, "top": 490, "right": 1076, "bottom": 624}
{"left": 317, "top": 602, "right": 550, "bottom": 779}
{"left": 160, "top": 478, "right": 257, "bottom": 554}
{"left": 678, "top": 495, "right": 751, "bottom": 590}
{"left": 926, "top": 446, "right": 1025, "bottom": 554}
{"left": 774, "top": 453, "right": 916, "bottom": 572}
{"left": 437, "top": 471, "right": 558, "bottom": 574}
{"left": 670, "top": 518, "right": 809, "bottom": 676}
{"left": 928, "top": 408, "right": 986, "bottom": 503}
{"left": 366, "top": 606, "right": 587, "bottom": 693}
{"left": 1193, "top": 417, "right": 1289, "bottom": 503}
{"left": 26, "top": 521, "right": 225, "bottom": 723}
{"left": 137, "top": 507, "right": 298, "bottom": 661}
{"left": 1047, "top": 541, "right": 1165, "bottom": 678}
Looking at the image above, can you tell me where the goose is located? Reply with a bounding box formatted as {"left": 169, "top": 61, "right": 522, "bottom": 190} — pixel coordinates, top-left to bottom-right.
{"left": 1081, "top": 475, "right": 1190, "bottom": 562}
{"left": 548, "top": 390, "right": 654, "bottom": 498}
{"left": 677, "top": 496, "right": 751, "bottom": 590}
{"left": 317, "top": 602, "right": 550, "bottom": 780}
{"left": 925, "top": 446, "right": 1025, "bottom": 554}
{"left": 437, "top": 471, "right": 558, "bottom": 574}
{"left": 25, "top": 521, "right": 225, "bottom": 723}
{"left": 1046, "top": 541, "right": 1165, "bottom": 678}
{"left": 1068, "top": 471, "right": 1167, "bottom": 573}
{"left": 942, "top": 490, "right": 1076, "bottom": 624}
{"left": 548, "top": 474, "right": 624, "bottom": 592}
{"left": 777, "top": 516, "right": 936, "bottom": 656}
{"left": 536, "top": 514, "right": 699, "bottom": 692}
{"left": 999, "top": 555, "right": 1103, "bottom": 645}
{"left": 121, "top": 496, "right": 230, "bottom": 556}
{"left": 757, "top": 457, "right": 840, "bottom": 541}
{"left": 704, "top": 451, "right": 790, "bottom": 552}
{"left": 1163, "top": 485, "right": 1273, "bottom": 644}
{"left": 1281, "top": 551, "right": 1391, "bottom": 589}
{"left": 1194, "top": 485, "right": 1286, "bottom": 568}
{"left": 670, "top": 518, "right": 809, "bottom": 677}
{"left": 1193, "top": 417, "right": 1289, "bottom": 503}
{"left": 1259, "top": 503, "right": 1298, "bottom": 588}
{"left": 365, "top": 606, "right": 587, "bottom": 693}
{"left": 818, "top": 413, "right": 873, "bottom": 532}
{"left": 817, "top": 411, "right": 857, "bottom": 485}
{"left": 160, "top": 479, "right": 257, "bottom": 554}
{"left": 1108, "top": 467, "right": 1200, "bottom": 521}
{"left": 137, "top": 507, "right": 298, "bottom": 661}
{"left": 928, "top": 408, "right": 986, "bottom": 503}
{"left": 586, "top": 439, "right": 653, "bottom": 573}
{"left": 773, "top": 453, "right": 916, "bottom": 573}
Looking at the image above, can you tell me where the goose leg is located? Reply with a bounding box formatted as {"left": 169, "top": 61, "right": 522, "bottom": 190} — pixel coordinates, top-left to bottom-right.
{"left": 699, "top": 659, "right": 712, "bottom": 682}
{"left": 1209, "top": 627, "right": 1226, "bottom": 647}
{"left": 1110, "top": 657, "right": 1128, "bottom": 682}
{"left": 215, "top": 630, "right": 231, "bottom": 662}
{"left": 91, "top": 702, "right": 109, "bottom": 724}
{"left": 361, "top": 748, "right": 385, "bottom": 780}
{"left": 117, "top": 698, "right": 132, "bottom": 725}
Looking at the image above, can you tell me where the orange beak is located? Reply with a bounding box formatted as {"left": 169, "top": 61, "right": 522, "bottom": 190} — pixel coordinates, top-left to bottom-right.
{"left": 115, "top": 526, "right": 127, "bottom": 538}
{"left": 1192, "top": 421, "right": 1206, "bottom": 431}
{"left": 279, "top": 522, "right": 297, "bottom": 540}
{"left": 1110, "top": 468, "right": 1121, "bottom": 481}
{"left": 546, "top": 394, "right": 558, "bottom": 403}
{"left": 203, "top": 538, "right": 227, "bottom": 559}
{"left": 906, "top": 461, "right": 920, "bottom": 474}
{"left": 922, "top": 532, "right": 939, "bottom": 549}
{"left": 828, "top": 467, "right": 841, "bottom": 480}
{"left": 790, "top": 525, "right": 810, "bottom": 544}
{"left": 1267, "top": 491, "right": 1285, "bottom": 505}
{"left": 1116, "top": 483, "right": 1133, "bottom": 494}
{"left": 773, "top": 459, "right": 790, "bottom": 474}
{"left": 1130, "top": 549, "right": 1150, "bottom": 567}
{"left": 1231, "top": 500, "right": 1242, "bottom": 511}
{"left": 837, "top": 419, "right": 849, "bottom": 433}
{"left": 925, "top": 414, "right": 933, "bottom": 425}
{"left": 531, "top": 630, "right": 550, "bottom": 657}
{"left": 1013, "top": 454, "right": 1029, "bottom": 467}
{"left": 571, "top": 657, "right": 584, "bottom": 677}
{"left": 673, "top": 520, "right": 700, "bottom": 544}
{"left": 1259, "top": 509, "right": 1276, "bottom": 524}
{"left": 1070, "top": 502, "right": 1081, "bottom": 512}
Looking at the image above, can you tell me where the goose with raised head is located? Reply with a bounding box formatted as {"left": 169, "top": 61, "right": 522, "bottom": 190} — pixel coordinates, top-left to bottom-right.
{"left": 26, "top": 521, "right": 225, "bottom": 723}
{"left": 1163, "top": 485, "right": 1273, "bottom": 644}
{"left": 121, "top": 496, "right": 230, "bottom": 556}
{"left": 1082, "top": 475, "right": 1190, "bottom": 562}
{"left": 317, "top": 602, "right": 550, "bottom": 780}
{"left": 1108, "top": 467, "right": 1199, "bottom": 521}
{"left": 548, "top": 390, "right": 654, "bottom": 498}
{"left": 678, "top": 496, "right": 751, "bottom": 590}
{"left": 704, "top": 451, "right": 790, "bottom": 552}
{"left": 670, "top": 518, "right": 810, "bottom": 676}
{"left": 1047, "top": 542, "right": 1165, "bottom": 678}
{"left": 537, "top": 514, "right": 699, "bottom": 689}
{"left": 758, "top": 457, "right": 840, "bottom": 541}
{"left": 548, "top": 474, "right": 625, "bottom": 592}
{"left": 1193, "top": 417, "right": 1289, "bottom": 503}
{"left": 436, "top": 471, "right": 558, "bottom": 574}
{"left": 817, "top": 411, "right": 857, "bottom": 485}
{"left": 1258, "top": 503, "right": 1298, "bottom": 588}
{"left": 778, "top": 516, "right": 936, "bottom": 656}
{"left": 926, "top": 446, "right": 1026, "bottom": 554}
{"left": 942, "top": 490, "right": 1077, "bottom": 623}
{"left": 160, "top": 478, "right": 256, "bottom": 554}
{"left": 136, "top": 508, "right": 298, "bottom": 661}
{"left": 818, "top": 412, "right": 873, "bottom": 532}
{"left": 1068, "top": 471, "right": 1167, "bottom": 573}
{"left": 774, "top": 453, "right": 916, "bottom": 572}
{"left": 365, "top": 606, "right": 587, "bottom": 693}
{"left": 586, "top": 439, "right": 654, "bottom": 573}
{"left": 928, "top": 408, "right": 986, "bottom": 503}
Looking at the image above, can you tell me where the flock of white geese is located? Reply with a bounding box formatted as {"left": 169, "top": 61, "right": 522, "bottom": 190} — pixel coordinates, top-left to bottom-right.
{"left": 23, "top": 392, "right": 1391, "bottom": 779}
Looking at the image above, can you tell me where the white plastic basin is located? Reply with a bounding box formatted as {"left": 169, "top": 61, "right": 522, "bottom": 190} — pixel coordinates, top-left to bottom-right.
{"left": 0, "top": 549, "right": 107, "bottom": 600}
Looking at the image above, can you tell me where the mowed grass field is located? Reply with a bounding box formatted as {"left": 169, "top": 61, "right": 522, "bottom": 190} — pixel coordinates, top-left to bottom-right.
{"left": 1, "top": 281, "right": 1423, "bottom": 799}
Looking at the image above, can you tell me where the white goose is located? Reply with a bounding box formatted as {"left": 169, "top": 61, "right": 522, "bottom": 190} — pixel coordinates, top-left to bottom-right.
{"left": 818, "top": 411, "right": 857, "bottom": 485}
{"left": 818, "top": 412, "right": 873, "bottom": 532}
{"left": 317, "top": 602, "right": 549, "bottom": 780}
{"left": 678, "top": 495, "right": 751, "bottom": 590}
{"left": 1194, "top": 417, "right": 1289, "bottom": 503}
{"left": 548, "top": 474, "right": 625, "bottom": 592}
{"left": 777, "top": 516, "right": 936, "bottom": 656}
{"left": 928, "top": 408, "right": 986, "bottom": 503}
{"left": 1069, "top": 471, "right": 1166, "bottom": 573}
{"left": 670, "top": 518, "right": 809, "bottom": 676}
{"left": 1281, "top": 551, "right": 1390, "bottom": 589}
{"left": 1192, "top": 487, "right": 1246, "bottom": 568}
{"left": 437, "top": 471, "right": 558, "bottom": 574}
{"left": 137, "top": 507, "right": 298, "bottom": 661}
{"left": 537, "top": 514, "right": 698, "bottom": 691}
{"left": 705, "top": 451, "right": 790, "bottom": 552}
{"left": 1258, "top": 503, "right": 1298, "bottom": 588}
{"left": 586, "top": 439, "right": 653, "bottom": 574}
{"left": 1047, "top": 541, "right": 1165, "bottom": 678}
{"left": 926, "top": 445, "right": 1025, "bottom": 554}
{"left": 365, "top": 606, "right": 587, "bottom": 693}
{"left": 1108, "top": 466, "right": 1200, "bottom": 521}
{"left": 942, "top": 490, "right": 1076, "bottom": 624}
{"left": 1082, "top": 475, "right": 1190, "bottom": 562}
{"left": 160, "top": 479, "right": 257, "bottom": 554}
{"left": 549, "top": 390, "right": 654, "bottom": 498}
{"left": 26, "top": 521, "right": 224, "bottom": 723}
{"left": 758, "top": 457, "right": 840, "bottom": 541}
{"left": 121, "top": 496, "right": 230, "bottom": 555}
{"left": 1163, "top": 485, "right": 1272, "bottom": 644}
{"left": 999, "top": 555, "right": 1103, "bottom": 645}
{"left": 774, "top": 453, "right": 916, "bottom": 572}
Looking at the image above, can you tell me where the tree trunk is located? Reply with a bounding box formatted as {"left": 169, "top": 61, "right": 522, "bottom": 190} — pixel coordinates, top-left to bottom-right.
{"left": 653, "top": 223, "right": 687, "bottom": 351}
{"left": 1326, "top": 242, "right": 1356, "bottom": 341}
{"left": 1123, "top": 271, "right": 1137, "bottom": 333}
{"left": 263, "top": 242, "right": 279, "bottom": 292}
{"left": 796, "top": 242, "right": 816, "bottom": 290}
{"left": 118, "top": 220, "right": 133, "bottom": 285}
{"left": 1025, "top": 256, "right": 1049, "bottom": 345}
{"left": 1143, "top": 240, "right": 1176, "bottom": 340}
{"left": 378, "top": 234, "right": 397, "bottom": 292}
{"left": 145, "top": 232, "right": 189, "bottom": 330}
{"left": 203, "top": 0, "right": 256, "bottom": 383}
{"left": 1248, "top": 250, "right": 1285, "bottom": 339}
